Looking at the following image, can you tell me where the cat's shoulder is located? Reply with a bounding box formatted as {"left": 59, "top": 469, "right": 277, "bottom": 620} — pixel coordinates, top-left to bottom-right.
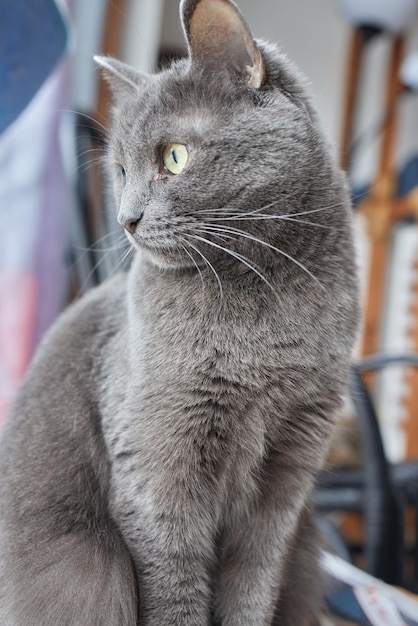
{"left": 56, "top": 272, "right": 127, "bottom": 335}
{"left": 32, "top": 273, "right": 129, "bottom": 366}
{"left": 2, "top": 274, "right": 129, "bottom": 437}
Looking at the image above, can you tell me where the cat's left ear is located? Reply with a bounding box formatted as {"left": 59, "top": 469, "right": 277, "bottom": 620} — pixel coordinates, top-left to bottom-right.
{"left": 94, "top": 56, "right": 150, "bottom": 99}
{"left": 181, "top": 0, "right": 264, "bottom": 89}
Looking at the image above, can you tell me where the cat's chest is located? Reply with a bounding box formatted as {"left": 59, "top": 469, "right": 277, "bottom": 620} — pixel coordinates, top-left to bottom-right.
{"left": 102, "top": 313, "right": 269, "bottom": 506}
{"left": 134, "top": 301, "right": 275, "bottom": 392}
{"left": 101, "top": 296, "right": 272, "bottom": 438}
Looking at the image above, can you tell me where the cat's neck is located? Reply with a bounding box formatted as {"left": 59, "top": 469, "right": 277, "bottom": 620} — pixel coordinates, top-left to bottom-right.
{"left": 127, "top": 250, "right": 276, "bottom": 327}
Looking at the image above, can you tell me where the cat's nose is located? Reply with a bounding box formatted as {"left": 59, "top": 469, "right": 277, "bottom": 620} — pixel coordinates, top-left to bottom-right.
{"left": 119, "top": 212, "right": 144, "bottom": 235}
{"left": 124, "top": 218, "right": 140, "bottom": 235}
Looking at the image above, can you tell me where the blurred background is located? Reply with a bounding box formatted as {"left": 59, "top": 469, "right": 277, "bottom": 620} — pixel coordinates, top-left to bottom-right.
{"left": 3, "top": 0, "right": 418, "bottom": 620}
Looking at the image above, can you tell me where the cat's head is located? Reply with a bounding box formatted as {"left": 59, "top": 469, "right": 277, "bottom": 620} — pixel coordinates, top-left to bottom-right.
{"left": 95, "top": 0, "right": 342, "bottom": 273}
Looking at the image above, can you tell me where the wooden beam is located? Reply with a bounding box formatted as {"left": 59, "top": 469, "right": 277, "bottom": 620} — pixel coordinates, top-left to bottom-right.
{"left": 96, "top": 0, "right": 127, "bottom": 125}
{"left": 339, "top": 29, "right": 365, "bottom": 172}
{"left": 378, "top": 37, "right": 404, "bottom": 178}
{"left": 360, "top": 36, "right": 405, "bottom": 360}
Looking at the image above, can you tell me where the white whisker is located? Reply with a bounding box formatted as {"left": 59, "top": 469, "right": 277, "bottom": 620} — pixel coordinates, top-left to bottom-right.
{"left": 189, "top": 200, "right": 280, "bottom": 219}
{"left": 74, "top": 239, "right": 127, "bottom": 253}
{"left": 78, "top": 158, "right": 105, "bottom": 175}
{"left": 196, "top": 224, "right": 324, "bottom": 290}
{"left": 77, "top": 240, "right": 133, "bottom": 295}
{"left": 187, "top": 198, "right": 346, "bottom": 223}
{"left": 73, "top": 229, "right": 125, "bottom": 255}
{"left": 178, "top": 239, "right": 205, "bottom": 288}
{"left": 92, "top": 229, "right": 125, "bottom": 246}
{"left": 182, "top": 237, "right": 224, "bottom": 305}
{"left": 188, "top": 232, "right": 278, "bottom": 297}
{"left": 282, "top": 202, "right": 346, "bottom": 218}
{"left": 71, "top": 232, "right": 126, "bottom": 274}
{"left": 208, "top": 214, "right": 335, "bottom": 229}
{"left": 57, "top": 109, "right": 108, "bottom": 134}
{"left": 77, "top": 147, "right": 106, "bottom": 160}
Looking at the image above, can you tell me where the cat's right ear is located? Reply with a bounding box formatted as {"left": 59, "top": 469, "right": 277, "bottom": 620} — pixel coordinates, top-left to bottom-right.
{"left": 94, "top": 56, "right": 149, "bottom": 100}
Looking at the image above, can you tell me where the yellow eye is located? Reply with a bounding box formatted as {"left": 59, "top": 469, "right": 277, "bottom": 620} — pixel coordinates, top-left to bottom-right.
{"left": 162, "top": 143, "right": 188, "bottom": 175}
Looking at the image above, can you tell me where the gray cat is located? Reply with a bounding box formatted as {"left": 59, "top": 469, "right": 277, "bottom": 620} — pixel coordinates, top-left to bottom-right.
{"left": 0, "top": 0, "right": 359, "bottom": 624}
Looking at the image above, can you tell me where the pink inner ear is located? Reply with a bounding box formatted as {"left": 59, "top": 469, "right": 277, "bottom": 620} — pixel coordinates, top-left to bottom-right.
{"left": 186, "top": 0, "right": 264, "bottom": 88}
{"left": 247, "top": 47, "right": 264, "bottom": 89}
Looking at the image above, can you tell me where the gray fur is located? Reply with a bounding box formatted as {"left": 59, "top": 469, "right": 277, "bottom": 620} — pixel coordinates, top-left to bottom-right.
{"left": 0, "top": 0, "right": 358, "bottom": 624}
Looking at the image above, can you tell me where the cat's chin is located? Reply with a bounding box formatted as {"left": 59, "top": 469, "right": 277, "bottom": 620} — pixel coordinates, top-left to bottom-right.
{"left": 136, "top": 244, "right": 200, "bottom": 273}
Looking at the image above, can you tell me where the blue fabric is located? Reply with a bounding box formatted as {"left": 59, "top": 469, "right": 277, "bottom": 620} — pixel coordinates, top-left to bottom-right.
{"left": 0, "top": 0, "right": 67, "bottom": 133}
{"left": 351, "top": 154, "right": 418, "bottom": 208}
{"left": 326, "top": 585, "right": 418, "bottom": 626}
{"left": 327, "top": 587, "right": 372, "bottom": 624}
{"left": 398, "top": 154, "right": 418, "bottom": 197}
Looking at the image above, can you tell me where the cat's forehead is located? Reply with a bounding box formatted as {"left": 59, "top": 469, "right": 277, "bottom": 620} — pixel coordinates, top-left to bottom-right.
{"left": 115, "top": 69, "right": 233, "bottom": 145}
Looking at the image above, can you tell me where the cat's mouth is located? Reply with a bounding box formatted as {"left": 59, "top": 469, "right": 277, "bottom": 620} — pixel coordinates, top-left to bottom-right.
{"left": 124, "top": 219, "right": 265, "bottom": 275}
{"left": 125, "top": 229, "right": 200, "bottom": 271}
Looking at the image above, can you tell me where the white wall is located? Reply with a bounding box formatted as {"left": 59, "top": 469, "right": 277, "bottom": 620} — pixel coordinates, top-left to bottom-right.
{"left": 72, "top": 0, "right": 107, "bottom": 111}
{"left": 122, "top": 0, "right": 165, "bottom": 71}
{"left": 71, "top": 0, "right": 164, "bottom": 112}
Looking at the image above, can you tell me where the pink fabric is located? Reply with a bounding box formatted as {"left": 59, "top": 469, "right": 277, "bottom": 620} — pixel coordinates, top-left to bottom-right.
{"left": 0, "top": 272, "right": 37, "bottom": 429}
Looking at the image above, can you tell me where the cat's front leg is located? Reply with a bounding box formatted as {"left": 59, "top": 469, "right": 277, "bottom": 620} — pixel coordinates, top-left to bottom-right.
{"left": 215, "top": 465, "right": 314, "bottom": 625}
{"left": 110, "top": 461, "right": 219, "bottom": 626}
{"left": 214, "top": 403, "right": 333, "bottom": 626}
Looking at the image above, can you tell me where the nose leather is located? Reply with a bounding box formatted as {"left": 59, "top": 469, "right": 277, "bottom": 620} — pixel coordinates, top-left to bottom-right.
{"left": 119, "top": 212, "right": 144, "bottom": 234}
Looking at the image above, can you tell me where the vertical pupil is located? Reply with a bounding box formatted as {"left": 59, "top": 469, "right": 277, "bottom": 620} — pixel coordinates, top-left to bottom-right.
{"left": 121, "top": 166, "right": 126, "bottom": 181}
{"left": 171, "top": 148, "right": 178, "bottom": 164}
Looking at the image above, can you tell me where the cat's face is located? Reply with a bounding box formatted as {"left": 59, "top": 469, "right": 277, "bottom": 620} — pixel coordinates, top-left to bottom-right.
{"left": 97, "top": 0, "right": 333, "bottom": 271}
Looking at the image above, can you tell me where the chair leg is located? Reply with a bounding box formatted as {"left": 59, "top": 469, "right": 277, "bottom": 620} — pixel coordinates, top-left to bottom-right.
{"left": 414, "top": 494, "right": 418, "bottom": 592}
{"left": 365, "top": 491, "right": 404, "bottom": 585}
